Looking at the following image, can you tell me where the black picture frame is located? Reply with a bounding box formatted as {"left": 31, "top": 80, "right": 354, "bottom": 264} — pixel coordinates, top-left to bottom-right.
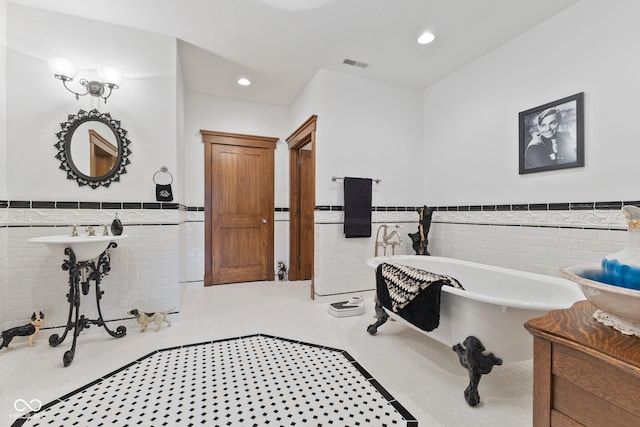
{"left": 519, "top": 92, "right": 584, "bottom": 174}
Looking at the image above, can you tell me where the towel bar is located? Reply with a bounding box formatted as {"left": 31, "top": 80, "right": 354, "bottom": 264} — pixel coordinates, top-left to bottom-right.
{"left": 332, "top": 176, "right": 381, "bottom": 184}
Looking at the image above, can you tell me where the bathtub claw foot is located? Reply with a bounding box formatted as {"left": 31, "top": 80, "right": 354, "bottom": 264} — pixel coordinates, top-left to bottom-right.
{"left": 452, "top": 336, "right": 503, "bottom": 407}
{"left": 367, "top": 302, "right": 389, "bottom": 335}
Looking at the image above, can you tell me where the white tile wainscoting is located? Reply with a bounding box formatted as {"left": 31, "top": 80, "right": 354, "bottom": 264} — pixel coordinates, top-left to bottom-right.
{"left": 0, "top": 205, "right": 291, "bottom": 333}
{"left": 313, "top": 204, "right": 630, "bottom": 299}
{"left": 314, "top": 210, "right": 418, "bottom": 299}
{"left": 0, "top": 201, "right": 632, "bottom": 332}
{"left": 1, "top": 206, "right": 182, "bottom": 333}
{"left": 429, "top": 208, "right": 627, "bottom": 277}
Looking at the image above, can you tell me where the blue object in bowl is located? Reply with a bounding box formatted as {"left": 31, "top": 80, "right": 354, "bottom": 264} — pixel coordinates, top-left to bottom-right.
{"left": 601, "top": 258, "right": 640, "bottom": 290}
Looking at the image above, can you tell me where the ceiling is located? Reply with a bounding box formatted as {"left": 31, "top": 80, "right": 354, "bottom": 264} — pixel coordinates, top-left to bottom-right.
{"left": 9, "top": 0, "right": 581, "bottom": 106}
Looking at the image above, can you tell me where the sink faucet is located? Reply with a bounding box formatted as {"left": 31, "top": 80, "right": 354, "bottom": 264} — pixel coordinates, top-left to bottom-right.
{"left": 86, "top": 226, "right": 96, "bottom": 236}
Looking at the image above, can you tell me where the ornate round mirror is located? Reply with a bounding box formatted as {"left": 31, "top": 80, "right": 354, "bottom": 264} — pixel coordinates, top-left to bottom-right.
{"left": 54, "top": 109, "right": 132, "bottom": 189}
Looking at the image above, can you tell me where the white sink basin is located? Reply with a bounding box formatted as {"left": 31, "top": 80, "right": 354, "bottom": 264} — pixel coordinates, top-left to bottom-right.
{"left": 560, "top": 264, "right": 640, "bottom": 324}
{"left": 29, "top": 234, "right": 128, "bottom": 262}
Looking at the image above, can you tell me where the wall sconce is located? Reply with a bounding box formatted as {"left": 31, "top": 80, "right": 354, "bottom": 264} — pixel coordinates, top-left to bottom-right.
{"left": 48, "top": 58, "right": 122, "bottom": 104}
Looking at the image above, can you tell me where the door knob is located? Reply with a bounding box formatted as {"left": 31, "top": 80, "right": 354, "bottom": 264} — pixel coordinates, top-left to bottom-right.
{"left": 262, "top": 218, "right": 267, "bottom": 224}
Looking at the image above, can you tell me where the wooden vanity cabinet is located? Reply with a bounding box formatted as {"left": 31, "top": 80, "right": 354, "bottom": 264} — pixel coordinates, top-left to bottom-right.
{"left": 525, "top": 300, "right": 640, "bottom": 427}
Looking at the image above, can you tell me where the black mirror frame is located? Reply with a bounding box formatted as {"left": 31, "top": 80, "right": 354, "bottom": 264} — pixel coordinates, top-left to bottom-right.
{"left": 54, "top": 109, "right": 132, "bottom": 189}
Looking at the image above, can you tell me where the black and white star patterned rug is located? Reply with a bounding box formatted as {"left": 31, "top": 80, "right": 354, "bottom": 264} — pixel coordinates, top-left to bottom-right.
{"left": 13, "top": 334, "right": 417, "bottom": 426}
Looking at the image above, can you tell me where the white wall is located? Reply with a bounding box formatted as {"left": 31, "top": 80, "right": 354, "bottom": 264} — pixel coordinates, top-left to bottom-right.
{"left": 423, "top": 0, "right": 640, "bottom": 206}
{"left": 310, "top": 0, "right": 640, "bottom": 298}
{"left": 314, "top": 69, "right": 424, "bottom": 206}
{"left": 2, "top": 5, "right": 181, "bottom": 331}
{"left": 176, "top": 44, "right": 186, "bottom": 207}
{"left": 0, "top": 0, "right": 6, "bottom": 199}
{"left": 289, "top": 68, "right": 321, "bottom": 135}
{"left": 293, "top": 69, "right": 424, "bottom": 297}
{"left": 1, "top": 0, "right": 7, "bottom": 332}
{"left": 419, "top": 0, "right": 640, "bottom": 280}
{"left": 183, "top": 93, "right": 291, "bottom": 207}
{"left": 176, "top": 40, "right": 188, "bottom": 287}
{"left": 7, "top": 0, "right": 639, "bottom": 316}
{"left": 6, "top": 4, "right": 177, "bottom": 202}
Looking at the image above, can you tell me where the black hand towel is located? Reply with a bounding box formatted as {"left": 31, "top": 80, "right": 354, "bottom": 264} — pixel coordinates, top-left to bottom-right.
{"left": 343, "top": 177, "right": 372, "bottom": 238}
{"left": 156, "top": 184, "right": 174, "bottom": 202}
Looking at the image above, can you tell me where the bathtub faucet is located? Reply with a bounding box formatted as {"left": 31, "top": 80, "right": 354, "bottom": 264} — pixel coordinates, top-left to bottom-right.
{"left": 374, "top": 224, "right": 403, "bottom": 256}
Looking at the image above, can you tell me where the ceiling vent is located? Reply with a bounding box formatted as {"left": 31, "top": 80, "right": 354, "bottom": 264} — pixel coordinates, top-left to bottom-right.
{"left": 342, "top": 58, "right": 369, "bottom": 68}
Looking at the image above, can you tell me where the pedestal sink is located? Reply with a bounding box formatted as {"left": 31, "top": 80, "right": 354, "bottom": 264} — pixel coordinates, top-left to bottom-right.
{"left": 28, "top": 233, "right": 128, "bottom": 366}
{"left": 29, "top": 234, "right": 128, "bottom": 262}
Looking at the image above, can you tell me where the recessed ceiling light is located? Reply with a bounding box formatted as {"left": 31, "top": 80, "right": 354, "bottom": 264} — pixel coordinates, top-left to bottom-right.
{"left": 417, "top": 32, "right": 436, "bottom": 45}
{"left": 237, "top": 77, "right": 251, "bottom": 86}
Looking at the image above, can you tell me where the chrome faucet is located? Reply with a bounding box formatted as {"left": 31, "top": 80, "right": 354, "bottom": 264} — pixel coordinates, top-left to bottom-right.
{"left": 374, "top": 224, "right": 403, "bottom": 256}
{"left": 86, "top": 225, "right": 96, "bottom": 236}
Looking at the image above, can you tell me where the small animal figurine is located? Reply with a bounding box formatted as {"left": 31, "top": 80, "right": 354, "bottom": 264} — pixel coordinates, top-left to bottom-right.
{"left": 277, "top": 260, "right": 287, "bottom": 281}
{"left": 129, "top": 308, "right": 173, "bottom": 332}
{"left": 0, "top": 312, "right": 45, "bottom": 354}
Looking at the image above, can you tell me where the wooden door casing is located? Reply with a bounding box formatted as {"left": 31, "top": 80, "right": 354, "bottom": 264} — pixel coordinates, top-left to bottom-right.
{"left": 287, "top": 115, "right": 316, "bottom": 296}
{"left": 88, "top": 129, "right": 117, "bottom": 177}
{"left": 298, "top": 149, "right": 314, "bottom": 279}
{"left": 201, "top": 131, "right": 278, "bottom": 286}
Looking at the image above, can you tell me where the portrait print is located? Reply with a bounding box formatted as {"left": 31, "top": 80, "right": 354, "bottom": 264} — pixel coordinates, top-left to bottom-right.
{"left": 519, "top": 92, "right": 584, "bottom": 174}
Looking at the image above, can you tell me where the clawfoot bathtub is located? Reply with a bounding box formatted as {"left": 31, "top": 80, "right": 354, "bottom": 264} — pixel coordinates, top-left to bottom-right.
{"left": 367, "top": 255, "right": 584, "bottom": 406}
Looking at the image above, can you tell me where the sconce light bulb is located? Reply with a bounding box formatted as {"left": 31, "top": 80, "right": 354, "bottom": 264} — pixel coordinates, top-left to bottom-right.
{"left": 48, "top": 57, "right": 78, "bottom": 79}
{"left": 237, "top": 77, "right": 251, "bottom": 86}
{"left": 98, "top": 67, "right": 123, "bottom": 86}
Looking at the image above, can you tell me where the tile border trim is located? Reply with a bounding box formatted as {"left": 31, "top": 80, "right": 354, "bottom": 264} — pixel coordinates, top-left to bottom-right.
{"left": 1, "top": 200, "right": 636, "bottom": 213}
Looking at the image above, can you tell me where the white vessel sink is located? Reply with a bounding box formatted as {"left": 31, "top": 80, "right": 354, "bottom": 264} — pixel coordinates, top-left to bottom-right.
{"left": 29, "top": 234, "right": 128, "bottom": 262}
{"left": 560, "top": 264, "right": 640, "bottom": 324}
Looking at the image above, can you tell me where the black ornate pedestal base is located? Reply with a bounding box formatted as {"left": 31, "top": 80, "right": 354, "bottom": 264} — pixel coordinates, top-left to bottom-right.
{"left": 452, "top": 336, "right": 503, "bottom": 407}
{"left": 366, "top": 302, "right": 389, "bottom": 335}
{"left": 48, "top": 244, "right": 126, "bottom": 367}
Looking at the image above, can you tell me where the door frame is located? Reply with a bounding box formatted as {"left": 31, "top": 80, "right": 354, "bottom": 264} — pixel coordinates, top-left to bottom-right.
{"left": 286, "top": 116, "right": 317, "bottom": 298}
{"left": 201, "top": 130, "right": 279, "bottom": 286}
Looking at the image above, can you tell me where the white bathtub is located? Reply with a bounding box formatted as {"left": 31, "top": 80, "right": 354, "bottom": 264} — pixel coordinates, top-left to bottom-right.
{"left": 368, "top": 255, "right": 584, "bottom": 362}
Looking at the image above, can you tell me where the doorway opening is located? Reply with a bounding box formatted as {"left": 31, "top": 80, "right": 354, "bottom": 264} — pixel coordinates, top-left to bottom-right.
{"left": 287, "top": 116, "right": 317, "bottom": 298}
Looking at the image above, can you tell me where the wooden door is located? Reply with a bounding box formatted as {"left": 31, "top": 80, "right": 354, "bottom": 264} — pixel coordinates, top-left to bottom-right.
{"left": 201, "top": 131, "right": 278, "bottom": 285}
{"left": 287, "top": 115, "right": 316, "bottom": 296}
{"left": 298, "top": 149, "right": 314, "bottom": 279}
{"left": 88, "top": 129, "right": 117, "bottom": 177}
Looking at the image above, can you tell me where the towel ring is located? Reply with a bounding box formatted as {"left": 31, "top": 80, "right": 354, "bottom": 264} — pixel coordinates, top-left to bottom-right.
{"left": 153, "top": 166, "right": 174, "bottom": 185}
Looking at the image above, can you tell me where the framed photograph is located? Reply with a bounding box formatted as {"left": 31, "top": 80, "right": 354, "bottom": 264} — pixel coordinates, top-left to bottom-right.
{"left": 519, "top": 92, "right": 584, "bottom": 174}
